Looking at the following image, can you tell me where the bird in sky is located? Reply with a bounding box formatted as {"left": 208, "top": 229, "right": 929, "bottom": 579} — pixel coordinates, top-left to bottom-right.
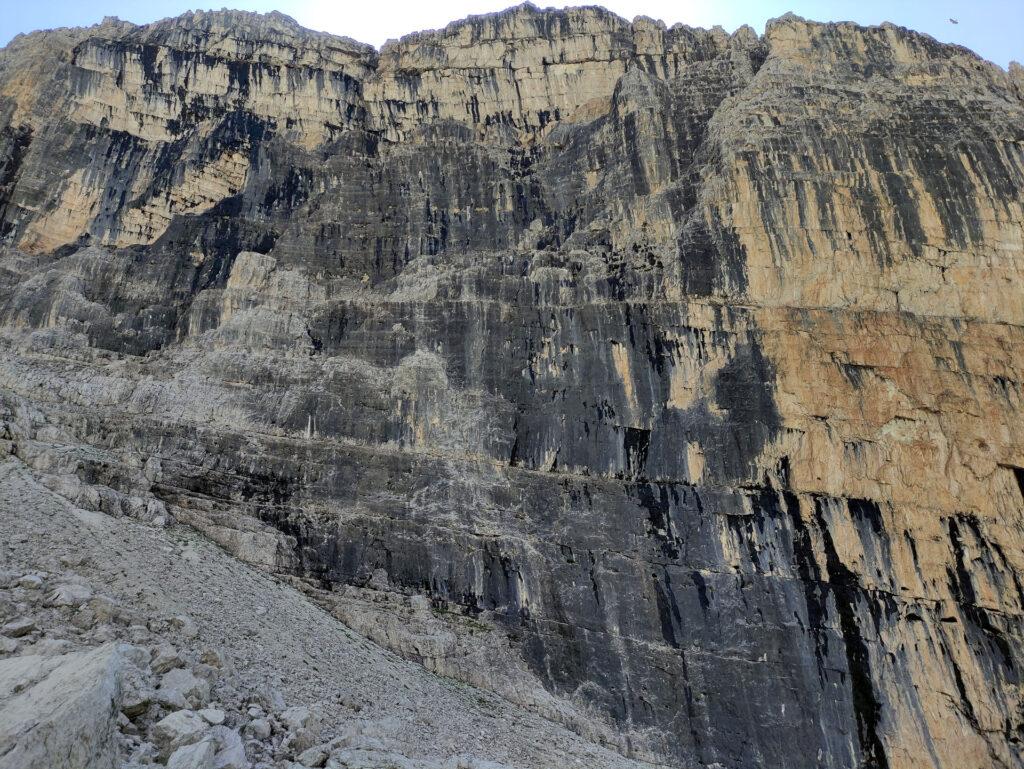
{"left": 949, "top": 18, "right": 959, "bottom": 24}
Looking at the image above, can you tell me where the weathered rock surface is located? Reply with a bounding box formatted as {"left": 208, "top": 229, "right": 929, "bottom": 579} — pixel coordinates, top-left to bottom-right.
{"left": 0, "top": 644, "right": 125, "bottom": 769}
{"left": 1, "top": 4, "right": 1023, "bottom": 768}
{"left": 0, "top": 458, "right": 652, "bottom": 769}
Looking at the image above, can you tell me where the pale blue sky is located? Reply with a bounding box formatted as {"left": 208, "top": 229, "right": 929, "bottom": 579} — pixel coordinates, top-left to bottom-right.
{"left": 2, "top": 1, "right": 1020, "bottom": 68}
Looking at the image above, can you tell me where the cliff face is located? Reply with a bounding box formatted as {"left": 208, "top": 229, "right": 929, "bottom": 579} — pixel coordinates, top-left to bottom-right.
{"left": 1, "top": 5, "right": 1023, "bottom": 768}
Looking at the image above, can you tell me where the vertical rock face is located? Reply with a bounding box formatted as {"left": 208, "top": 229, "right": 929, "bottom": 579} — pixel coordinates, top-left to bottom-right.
{"left": 0, "top": 5, "right": 1023, "bottom": 767}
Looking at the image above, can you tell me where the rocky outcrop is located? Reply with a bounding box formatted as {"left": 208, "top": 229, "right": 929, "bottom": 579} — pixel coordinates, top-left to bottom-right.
{"left": 1, "top": 5, "right": 1023, "bottom": 769}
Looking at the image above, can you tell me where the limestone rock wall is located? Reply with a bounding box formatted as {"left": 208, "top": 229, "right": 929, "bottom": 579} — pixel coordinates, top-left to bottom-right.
{"left": 1, "top": 5, "right": 1023, "bottom": 768}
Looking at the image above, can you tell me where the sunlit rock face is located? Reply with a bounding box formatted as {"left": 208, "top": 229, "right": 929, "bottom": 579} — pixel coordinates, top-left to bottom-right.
{"left": 1, "top": 5, "right": 1023, "bottom": 767}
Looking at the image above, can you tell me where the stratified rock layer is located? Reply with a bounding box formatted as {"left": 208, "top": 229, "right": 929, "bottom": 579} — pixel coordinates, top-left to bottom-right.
{"left": 1, "top": 5, "right": 1023, "bottom": 768}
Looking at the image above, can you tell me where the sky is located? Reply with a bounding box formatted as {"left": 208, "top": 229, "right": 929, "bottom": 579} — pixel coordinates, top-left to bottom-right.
{"left": 1, "top": 0, "right": 1020, "bottom": 68}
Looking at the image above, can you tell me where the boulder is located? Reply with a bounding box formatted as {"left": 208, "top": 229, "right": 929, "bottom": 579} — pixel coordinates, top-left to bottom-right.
{"left": 151, "top": 644, "right": 185, "bottom": 674}
{"left": 1, "top": 618, "right": 36, "bottom": 638}
{"left": 157, "top": 685, "right": 190, "bottom": 710}
{"left": 121, "top": 668, "right": 156, "bottom": 718}
{"left": 296, "top": 744, "right": 329, "bottom": 768}
{"left": 200, "top": 648, "right": 225, "bottom": 668}
{"left": 245, "top": 717, "right": 271, "bottom": 739}
{"left": 161, "top": 667, "right": 211, "bottom": 707}
{"left": 280, "top": 705, "right": 314, "bottom": 732}
{"left": 200, "top": 707, "right": 226, "bottom": 725}
{"left": 71, "top": 606, "right": 96, "bottom": 630}
{"left": 0, "top": 643, "right": 125, "bottom": 769}
{"left": 16, "top": 574, "right": 44, "bottom": 590}
{"left": 209, "top": 726, "right": 247, "bottom": 769}
{"left": 168, "top": 738, "right": 217, "bottom": 769}
{"left": 153, "top": 709, "right": 208, "bottom": 758}
{"left": 47, "top": 582, "right": 93, "bottom": 607}
{"left": 88, "top": 595, "right": 124, "bottom": 624}
{"left": 170, "top": 614, "right": 200, "bottom": 639}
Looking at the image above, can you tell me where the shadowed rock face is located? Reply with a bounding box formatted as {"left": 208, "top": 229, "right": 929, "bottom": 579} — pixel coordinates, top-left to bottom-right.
{"left": 1, "top": 5, "right": 1023, "bottom": 767}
